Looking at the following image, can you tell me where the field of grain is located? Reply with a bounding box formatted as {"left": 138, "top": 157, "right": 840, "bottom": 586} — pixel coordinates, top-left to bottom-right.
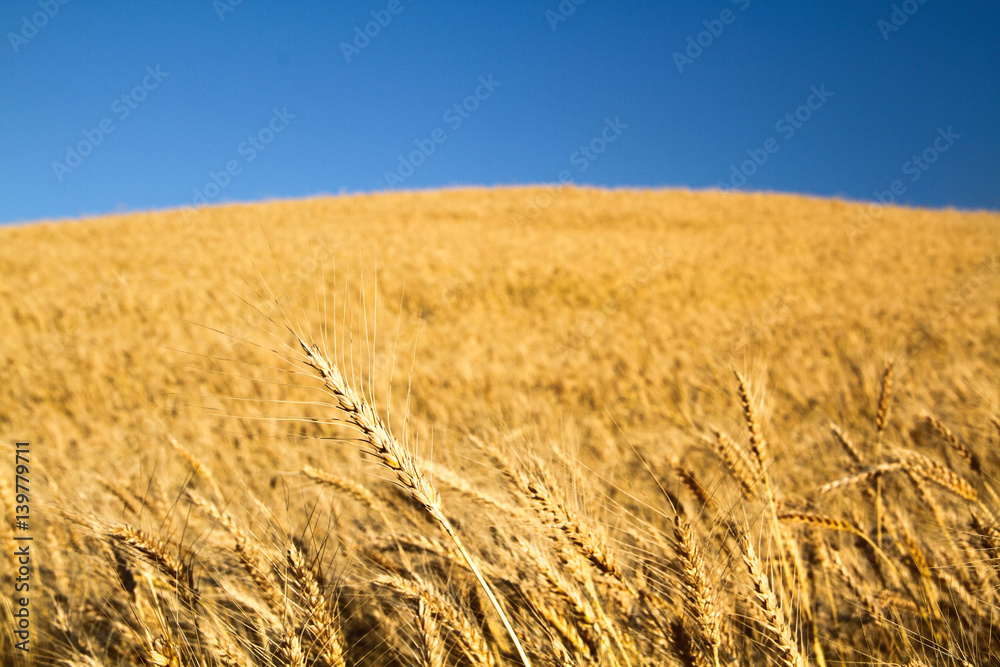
{"left": 1, "top": 186, "right": 998, "bottom": 666}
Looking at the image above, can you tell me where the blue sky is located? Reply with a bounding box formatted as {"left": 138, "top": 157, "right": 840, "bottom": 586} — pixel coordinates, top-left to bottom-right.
{"left": 2, "top": 0, "right": 998, "bottom": 224}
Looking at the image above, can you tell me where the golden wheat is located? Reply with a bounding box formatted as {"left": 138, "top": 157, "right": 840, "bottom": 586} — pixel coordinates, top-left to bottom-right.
{"left": 2, "top": 187, "right": 998, "bottom": 666}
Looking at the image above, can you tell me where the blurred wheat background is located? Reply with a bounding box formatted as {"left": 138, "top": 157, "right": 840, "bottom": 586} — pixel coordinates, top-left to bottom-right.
{"left": 1, "top": 186, "right": 999, "bottom": 666}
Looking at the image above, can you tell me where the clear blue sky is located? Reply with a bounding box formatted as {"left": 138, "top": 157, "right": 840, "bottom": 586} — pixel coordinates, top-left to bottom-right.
{"left": 2, "top": 0, "right": 998, "bottom": 224}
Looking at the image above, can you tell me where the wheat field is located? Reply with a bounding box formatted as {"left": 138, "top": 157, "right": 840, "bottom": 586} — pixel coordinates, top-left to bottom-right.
{"left": 1, "top": 186, "right": 999, "bottom": 666}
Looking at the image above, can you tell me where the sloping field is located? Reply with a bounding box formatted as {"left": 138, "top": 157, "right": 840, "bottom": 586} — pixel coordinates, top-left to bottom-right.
{"left": 1, "top": 187, "right": 998, "bottom": 665}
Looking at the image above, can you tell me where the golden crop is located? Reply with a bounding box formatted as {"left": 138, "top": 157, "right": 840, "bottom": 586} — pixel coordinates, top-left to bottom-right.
{"left": 0, "top": 186, "right": 997, "bottom": 666}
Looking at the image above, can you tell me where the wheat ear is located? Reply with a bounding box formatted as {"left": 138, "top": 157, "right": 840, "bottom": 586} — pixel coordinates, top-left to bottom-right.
{"left": 295, "top": 335, "right": 532, "bottom": 667}
{"left": 709, "top": 427, "right": 756, "bottom": 499}
{"left": 167, "top": 434, "right": 225, "bottom": 501}
{"left": 875, "top": 362, "right": 894, "bottom": 439}
{"left": 899, "top": 449, "right": 977, "bottom": 502}
{"left": 516, "top": 538, "right": 610, "bottom": 663}
{"left": 673, "top": 516, "right": 725, "bottom": 667}
{"left": 739, "top": 535, "right": 802, "bottom": 667}
{"left": 373, "top": 572, "right": 496, "bottom": 667}
{"left": 185, "top": 490, "right": 286, "bottom": 619}
{"left": 286, "top": 544, "right": 348, "bottom": 667}
{"left": 830, "top": 423, "right": 863, "bottom": 469}
{"left": 923, "top": 415, "right": 981, "bottom": 474}
{"left": 670, "top": 457, "right": 716, "bottom": 511}
{"left": 478, "top": 441, "right": 636, "bottom": 597}
{"left": 734, "top": 372, "right": 768, "bottom": 475}
{"left": 874, "top": 362, "right": 894, "bottom": 548}
{"left": 106, "top": 523, "right": 198, "bottom": 607}
{"left": 416, "top": 597, "right": 448, "bottom": 667}
{"left": 777, "top": 513, "right": 861, "bottom": 535}
{"left": 817, "top": 463, "right": 906, "bottom": 494}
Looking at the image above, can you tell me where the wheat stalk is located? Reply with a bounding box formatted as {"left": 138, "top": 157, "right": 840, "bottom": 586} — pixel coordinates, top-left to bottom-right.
{"left": 423, "top": 460, "right": 516, "bottom": 513}
{"left": 516, "top": 538, "right": 608, "bottom": 663}
{"left": 709, "top": 427, "right": 756, "bottom": 499}
{"left": 106, "top": 523, "right": 198, "bottom": 607}
{"left": 875, "top": 363, "right": 894, "bottom": 439}
{"left": 185, "top": 489, "right": 287, "bottom": 620}
{"left": 923, "top": 415, "right": 981, "bottom": 474}
{"left": 873, "top": 363, "right": 894, "bottom": 549}
{"left": 817, "top": 463, "right": 905, "bottom": 494}
{"left": 416, "top": 597, "right": 448, "bottom": 667}
{"left": 739, "top": 535, "right": 802, "bottom": 667}
{"left": 829, "top": 423, "right": 863, "bottom": 469}
{"left": 302, "top": 463, "right": 395, "bottom": 528}
{"left": 374, "top": 572, "right": 496, "bottom": 667}
{"left": 669, "top": 619, "right": 710, "bottom": 667}
{"left": 899, "top": 449, "right": 977, "bottom": 501}
{"left": 673, "top": 516, "right": 725, "bottom": 667}
{"left": 670, "top": 457, "right": 716, "bottom": 511}
{"left": 778, "top": 512, "right": 860, "bottom": 535}
{"left": 167, "top": 434, "right": 225, "bottom": 501}
{"left": 734, "top": 372, "right": 768, "bottom": 474}
{"left": 295, "top": 335, "right": 532, "bottom": 667}
{"left": 479, "top": 442, "right": 636, "bottom": 598}
{"left": 286, "top": 544, "right": 347, "bottom": 667}
{"left": 98, "top": 479, "right": 142, "bottom": 516}
{"left": 279, "top": 631, "right": 306, "bottom": 667}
